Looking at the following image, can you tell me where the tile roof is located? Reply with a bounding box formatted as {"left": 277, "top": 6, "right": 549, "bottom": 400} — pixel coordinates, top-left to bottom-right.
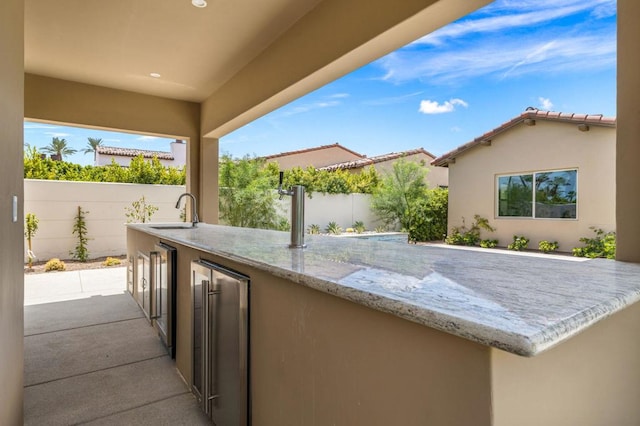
{"left": 262, "top": 143, "right": 365, "bottom": 160}
{"left": 96, "top": 145, "right": 174, "bottom": 160}
{"left": 318, "top": 148, "right": 436, "bottom": 171}
{"left": 432, "top": 108, "right": 616, "bottom": 167}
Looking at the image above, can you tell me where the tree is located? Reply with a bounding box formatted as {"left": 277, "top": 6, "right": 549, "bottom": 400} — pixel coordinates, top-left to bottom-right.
{"left": 82, "top": 137, "right": 103, "bottom": 162}
{"left": 42, "top": 137, "right": 77, "bottom": 160}
{"left": 218, "top": 155, "right": 285, "bottom": 229}
{"left": 371, "top": 158, "right": 428, "bottom": 230}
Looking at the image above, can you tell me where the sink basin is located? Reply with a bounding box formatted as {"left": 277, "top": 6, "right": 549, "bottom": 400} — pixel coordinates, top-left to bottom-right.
{"left": 150, "top": 223, "right": 195, "bottom": 230}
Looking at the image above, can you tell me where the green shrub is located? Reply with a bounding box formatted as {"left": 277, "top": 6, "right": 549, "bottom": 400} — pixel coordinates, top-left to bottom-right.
{"left": 407, "top": 188, "right": 448, "bottom": 243}
{"left": 125, "top": 196, "right": 159, "bottom": 223}
{"left": 24, "top": 148, "right": 186, "bottom": 185}
{"left": 70, "top": 206, "right": 90, "bottom": 262}
{"left": 307, "top": 224, "right": 321, "bottom": 235}
{"left": 25, "top": 213, "right": 39, "bottom": 270}
{"left": 539, "top": 240, "right": 559, "bottom": 254}
{"left": 374, "top": 225, "right": 387, "bottom": 233}
{"left": 102, "top": 257, "right": 122, "bottom": 266}
{"left": 572, "top": 227, "right": 616, "bottom": 259}
{"left": 45, "top": 258, "right": 66, "bottom": 272}
{"left": 480, "top": 239, "right": 498, "bottom": 248}
{"left": 325, "top": 221, "right": 342, "bottom": 235}
{"left": 353, "top": 221, "right": 366, "bottom": 234}
{"left": 507, "top": 235, "right": 529, "bottom": 251}
{"left": 445, "top": 215, "right": 495, "bottom": 246}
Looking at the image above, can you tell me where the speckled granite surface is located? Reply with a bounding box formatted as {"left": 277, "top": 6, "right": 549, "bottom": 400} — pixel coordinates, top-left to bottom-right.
{"left": 129, "top": 223, "right": 640, "bottom": 357}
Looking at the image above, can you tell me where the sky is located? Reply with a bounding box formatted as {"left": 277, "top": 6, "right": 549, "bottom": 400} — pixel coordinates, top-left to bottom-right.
{"left": 24, "top": 0, "right": 617, "bottom": 166}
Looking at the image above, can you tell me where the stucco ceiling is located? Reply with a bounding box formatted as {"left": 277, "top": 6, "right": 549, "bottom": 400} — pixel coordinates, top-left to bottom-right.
{"left": 24, "top": 0, "right": 323, "bottom": 102}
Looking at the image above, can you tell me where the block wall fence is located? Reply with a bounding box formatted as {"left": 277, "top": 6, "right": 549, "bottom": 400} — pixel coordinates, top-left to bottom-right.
{"left": 24, "top": 180, "right": 382, "bottom": 262}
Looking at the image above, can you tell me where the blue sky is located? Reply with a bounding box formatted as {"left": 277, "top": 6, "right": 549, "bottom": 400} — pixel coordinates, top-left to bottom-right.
{"left": 25, "top": 0, "right": 616, "bottom": 165}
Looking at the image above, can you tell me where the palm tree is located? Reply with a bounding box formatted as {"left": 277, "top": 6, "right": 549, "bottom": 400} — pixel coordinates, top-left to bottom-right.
{"left": 42, "top": 137, "right": 77, "bottom": 160}
{"left": 83, "top": 137, "right": 103, "bottom": 155}
{"left": 82, "top": 137, "right": 103, "bottom": 164}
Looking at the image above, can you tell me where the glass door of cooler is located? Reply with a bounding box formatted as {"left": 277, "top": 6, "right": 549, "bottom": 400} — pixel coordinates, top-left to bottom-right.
{"left": 191, "top": 260, "right": 250, "bottom": 426}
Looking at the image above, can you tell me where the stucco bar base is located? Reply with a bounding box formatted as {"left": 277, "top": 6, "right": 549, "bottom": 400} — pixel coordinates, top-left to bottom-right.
{"left": 127, "top": 227, "right": 640, "bottom": 425}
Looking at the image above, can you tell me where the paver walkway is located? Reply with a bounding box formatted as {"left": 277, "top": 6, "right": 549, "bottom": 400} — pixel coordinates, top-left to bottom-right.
{"left": 24, "top": 268, "right": 210, "bottom": 425}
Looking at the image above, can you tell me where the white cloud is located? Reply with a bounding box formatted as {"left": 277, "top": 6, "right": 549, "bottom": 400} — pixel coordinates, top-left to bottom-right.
{"left": 419, "top": 98, "right": 468, "bottom": 114}
{"left": 450, "top": 126, "right": 463, "bottom": 133}
{"left": 539, "top": 97, "right": 554, "bottom": 110}
{"left": 415, "top": 0, "right": 613, "bottom": 45}
{"left": 363, "top": 91, "right": 423, "bottom": 106}
{"left": 44, "top": 132, "right": 71, "bottom": 138}
{"left": 378, "top": 32, "right": 615, "bottom": 84}
{"left": 281, "top": 100, "right": 341, "bottom": 117}
{"left": 377, "top": 0, "right": 615, "bottom": 85}
{"left": 328, "top": 93, "right": 350, "bottom": 99}
{"left": 137, "top": 135, "right": 159, "bottom": 141}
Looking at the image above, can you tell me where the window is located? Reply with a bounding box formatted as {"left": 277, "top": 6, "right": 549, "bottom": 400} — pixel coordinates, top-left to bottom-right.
{"left": 497, "top": 169, "right": 577, "bottom": 219}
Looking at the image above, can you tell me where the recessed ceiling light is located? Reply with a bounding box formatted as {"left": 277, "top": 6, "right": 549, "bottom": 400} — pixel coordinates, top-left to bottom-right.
{"left": 150, "top": 73, "right": 161, "bottom": 78}
{"left": 192, "top": 0, "right": 207, "bottom": 8}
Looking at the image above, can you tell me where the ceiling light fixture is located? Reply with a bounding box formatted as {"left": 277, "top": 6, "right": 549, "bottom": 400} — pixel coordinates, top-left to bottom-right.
{"left": 192, "top": 0, "right": 207, "bottom": 8}
{"left": 149, "top": 72, "right": 161, "bottom": 78}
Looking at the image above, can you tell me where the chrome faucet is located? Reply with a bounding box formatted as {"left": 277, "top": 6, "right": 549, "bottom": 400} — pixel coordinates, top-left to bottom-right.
{"left": 175, "top": 193, "right": 199, "bottom": 227}
{"left": 278, "top": 171, "right": 306, "bottom": 248}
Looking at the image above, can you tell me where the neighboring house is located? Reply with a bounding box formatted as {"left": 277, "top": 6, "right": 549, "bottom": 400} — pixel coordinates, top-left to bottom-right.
{"left": 95, "top": 139, "right": 187, "bottom": 167}
{"left": 262, "top": 143, "right": 365, "bottom": 169}
{"left": 432, "top": 109, "right": 616, "bottom": 252}
{"left": 320, "top": 147, "right": 449, "bottom": 189}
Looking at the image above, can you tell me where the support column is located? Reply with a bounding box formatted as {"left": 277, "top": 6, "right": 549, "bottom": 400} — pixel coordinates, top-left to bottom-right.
{"left": 0, "top": 0, "right": 24, "bottom": 423}
{"left": 616, "top": 0, "right": 640, "bottom": 262}
{"left": 200, "top": 137, "right": 219, "bottom": 223}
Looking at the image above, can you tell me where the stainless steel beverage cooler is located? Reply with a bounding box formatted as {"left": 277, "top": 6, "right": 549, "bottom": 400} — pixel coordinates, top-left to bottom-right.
{"left": 154, "top": 243, "right": 177, "bottom": 358}
{"left": 191, "top": 260, "right": 250, "bottom": 425}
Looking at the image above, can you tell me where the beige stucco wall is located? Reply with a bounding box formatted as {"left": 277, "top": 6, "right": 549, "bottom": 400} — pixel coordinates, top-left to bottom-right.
{"left": 0, "top": 0, "right": 24, "bottom": 423}
{"left": 268, "top": 146, "right": 363, "bottom": 170}
{"left": 128, "top": 228, "right": 494, "bottom": 425}
{"left": 617, "top": 0, "right": 640, "bottom": 262}
{"left": 447, "top": 121, "right": 615, "bottom": 252}
{"left": 492, "top": 301, "right": 640, "bottom": 426}
{"left": 24, "top": 180, "right": 185, "bottom": 261}
{"left": 370, "top": 152, "right": 449, "bottom": 189}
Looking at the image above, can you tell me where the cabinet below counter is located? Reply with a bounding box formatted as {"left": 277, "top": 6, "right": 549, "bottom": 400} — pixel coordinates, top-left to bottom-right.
{"left": 127, "top": 223, "right": 640, "bottom": 426}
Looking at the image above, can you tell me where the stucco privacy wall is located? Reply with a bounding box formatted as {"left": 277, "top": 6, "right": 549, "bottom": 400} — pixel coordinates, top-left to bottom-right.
{"left": 24, "top": 180, "right": 185, "bottom": 261}
{"left": 0, "top": 0, "right": 24, "bottom": 423}
{"left": 447, "top": 120, "right": 615, "bottom": 252}
{"left": 277, "top": 193, "right": 383, "bottom": 232}
{"left": 25, "top": 180, "right": 382, "bottom": 261}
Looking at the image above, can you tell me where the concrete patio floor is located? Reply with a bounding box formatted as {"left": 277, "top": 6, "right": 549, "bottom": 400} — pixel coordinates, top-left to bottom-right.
{"left": 24, "top": 267, "right": 210, "bottom": 425}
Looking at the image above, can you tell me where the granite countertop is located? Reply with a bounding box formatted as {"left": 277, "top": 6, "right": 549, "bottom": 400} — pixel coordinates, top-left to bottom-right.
{"left": 128, "top": 223, "right": 640, "bottom": 357}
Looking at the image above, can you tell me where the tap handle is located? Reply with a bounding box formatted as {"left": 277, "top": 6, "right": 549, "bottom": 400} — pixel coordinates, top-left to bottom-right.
{"left": 279, "top": 171, "right": 284, "bottom": 186}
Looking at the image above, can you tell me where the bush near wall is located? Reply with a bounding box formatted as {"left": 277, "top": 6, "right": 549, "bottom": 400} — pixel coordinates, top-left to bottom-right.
{"left": 24, "top": 148, "right": 185, "bottom": 185}
{"left": 407, "top": 188, "right": 448, "bottom": 242}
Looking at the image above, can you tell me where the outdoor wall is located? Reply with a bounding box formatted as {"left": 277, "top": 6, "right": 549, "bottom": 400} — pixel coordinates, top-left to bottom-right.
{"left": 0, "top": 0, "right": 24, "bottom": 423}
{"left": 24, "top": 180, "right": 185, "bottom": 262}
{"left": 266, "top": 145, "right": 364, "bottom": 170}
{"left": 447, "top": 121, "right": 615, "bottom": 252}
{"left": 25, "top": 181, "right": 383, "bottom": 261}
{"left": 368, "top": 152, "right": 449, "bottom": 189}
{"left": 277, "top": 193, "right": 384, "bottom": 232}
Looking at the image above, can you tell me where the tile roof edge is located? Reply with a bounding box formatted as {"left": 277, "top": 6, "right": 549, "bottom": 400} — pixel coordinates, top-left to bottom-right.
{"left": 319, "top": 148, "right": 436, "bottom": 171}
{"left": 432, "top": 110, "right": 616, "bottom": 167}
{"left": 261, "top": 143, "right": 365, "bottom": 160}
